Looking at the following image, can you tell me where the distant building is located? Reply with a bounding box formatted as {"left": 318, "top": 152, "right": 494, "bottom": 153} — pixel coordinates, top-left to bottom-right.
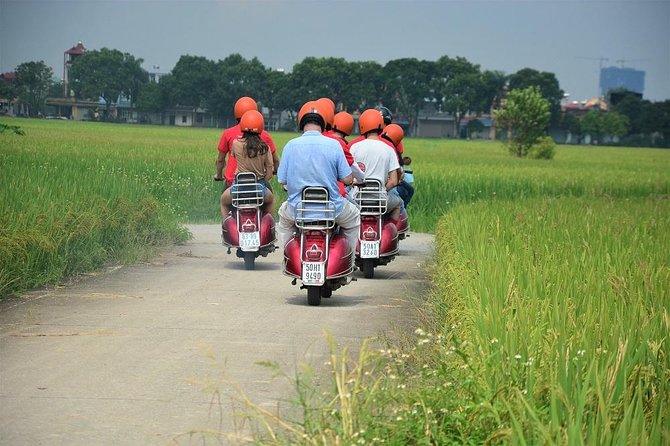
{"left": 63, "top": 41, "right": 86, "bottom": 97}
{"left": 600, "top": 66, "right": 645, "bottom": 97}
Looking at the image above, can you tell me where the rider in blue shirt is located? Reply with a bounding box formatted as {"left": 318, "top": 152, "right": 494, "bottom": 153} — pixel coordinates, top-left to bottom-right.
{"left": 277, "top": 101, "right": 360, "bottom": 250}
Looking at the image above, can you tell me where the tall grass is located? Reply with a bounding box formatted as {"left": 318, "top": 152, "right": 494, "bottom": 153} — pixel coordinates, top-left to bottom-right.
{"left": 0, "top": 118, "right": 206, "bottom": 296}
{"left": 248, "top": 197, "right": 669, "bottom": 444}
{"left": 408, "top": 138, "right": 670, "bottom": 231}
{"left": 430, "top": 196, "right": 669, "bottom": 443}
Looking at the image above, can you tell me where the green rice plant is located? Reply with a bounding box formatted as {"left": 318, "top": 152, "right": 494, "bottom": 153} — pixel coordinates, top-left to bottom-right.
{"left": 249, "top": 197, "right": 669, "bottom": 444}
{"left": 427, "top": 196, "right": 670, "bottom": 443}
{"left": 405, "top": 138, "right": 670, "bottom": 232}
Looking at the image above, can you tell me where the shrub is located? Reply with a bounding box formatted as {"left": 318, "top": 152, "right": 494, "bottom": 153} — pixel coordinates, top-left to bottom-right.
{"left": 528, "top": 135, "right": 556, "bottom": 159}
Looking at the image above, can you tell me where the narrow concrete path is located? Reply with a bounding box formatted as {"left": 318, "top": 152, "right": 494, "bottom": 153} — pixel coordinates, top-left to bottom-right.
{"left": 0, "top": 225, "right": 433, "bottom": 445}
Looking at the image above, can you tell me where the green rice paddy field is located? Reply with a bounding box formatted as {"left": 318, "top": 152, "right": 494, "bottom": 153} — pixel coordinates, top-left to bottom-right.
{"left": 1, "top": 118, "right": 669, "bottom": 443}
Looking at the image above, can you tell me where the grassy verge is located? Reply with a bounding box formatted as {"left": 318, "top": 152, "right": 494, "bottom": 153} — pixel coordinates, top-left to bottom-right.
{"left": 1, "top": 118, "right": 200, "bottom": 296}
{"left": 244, "top": 196, "right": 669, "bottom": 444}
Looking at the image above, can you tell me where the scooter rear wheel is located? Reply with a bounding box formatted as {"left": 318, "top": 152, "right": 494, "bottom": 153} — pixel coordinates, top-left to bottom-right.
{"left": 243, "top": 252, "right": 255, "bottom": 270}
{"left": 362, "top": 259, "right": 375, "bottom": 279}
{"left": 307, "top": 287, "right": 322, "bottom": 306}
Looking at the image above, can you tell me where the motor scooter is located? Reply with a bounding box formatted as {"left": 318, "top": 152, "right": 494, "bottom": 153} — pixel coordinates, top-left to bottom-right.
{"left": 353, "top": 180, "right": 400, "bottom": 279}
{"left": 221, "top": 172, "right": 276, "bottom": 270}
{"left": 283, "top": 187, "right": 355, "bottom": 306}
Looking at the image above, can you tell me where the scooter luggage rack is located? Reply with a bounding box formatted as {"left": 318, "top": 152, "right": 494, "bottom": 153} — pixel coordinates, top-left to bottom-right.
{"left": 295, "top": 196, "right": 336, "bottom": 230}
{"left": 354, "top": 181, "right": 387, "bottom": 215}
{"left": 231, "top": 173, "right": 264, "bottom": 209}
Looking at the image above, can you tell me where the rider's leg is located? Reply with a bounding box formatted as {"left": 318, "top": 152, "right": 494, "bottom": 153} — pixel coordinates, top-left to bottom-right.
{"left": 220, "top": 188, "right": 232, "bottom": 220}
{"left": 385, "top": 193, "right": 402, "bottom": 224}
{"left": 336, "top": 200, "right": 361, "bottom": 252}
{"left": 277, "top": 201, "right": 297, "bottom": 249}
{"left": 263, "top": 191, "right": 274, "bottom": 214}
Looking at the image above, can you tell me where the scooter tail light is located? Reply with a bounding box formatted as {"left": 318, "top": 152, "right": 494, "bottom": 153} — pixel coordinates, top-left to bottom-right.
{"left": 239, "top": 211, "right": 258, "bottom": 232}
{"left": 304, "top": 231, "right": 326, "bottom": 262}
{"left": 360, "top": 216, "right": 380, "bottom": 241}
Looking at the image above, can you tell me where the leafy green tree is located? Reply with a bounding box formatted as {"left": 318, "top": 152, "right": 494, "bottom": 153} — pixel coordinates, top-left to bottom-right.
{"left": 642, "top": 100, "right": 670, "bottom": 142}
{"left": 508, "top": 68, "right": 563, "bottom": 126}
{"left": 15, "top": 61, "right": 53, "bottom": 117}
{"left": 383, "top": 58, "right": 435, "bottom": 135}
{"left": 600, "top": 112, "right": 629, "bottom": 140}
{"left": 611, "top": 91, "right": 644, "bottom": 134}
{"left": 343, "top": 61, "right": 385, "bottom": 111}
{"left": 433, "top": 56, "right": 483, "bottom": 135}
{"left": 135, "top": 81, "right": 162, "bottom": 112}
{"left": 262, "top": 69, "right": 291, "bottom": 122}
{"left": 289, "top": 57, "right": 351, "bottom": 111}
{"left": 208, "top": 54, "right": 273, "bottom": 122}
{"left": 494, "top": 86, "right": 550, "bottom": 157}
{"left": 479, "top": 70, "right": 508, "bottom": 112}
{"left": 0, "top": 76, "right": 16, "bottom": 102}
{"left": 69, "top": 48, "right": 147, "bottom": 119}
{"left": 170, "top": 54, "right": 216, "bottom": 109}
{"left": 49, "top": 79, "right": 63, "bottom": 98}
{"left": 579, "top": 111, "right": 629, "bottom": 144}
{"left": 560, "top": 111, "right": 581, "bottom": 142}
{"left": 122, "top": 58, "right": 148, "bottom": 112}
{"left": 579, "top": 110, "right": 602, "bottom": 143}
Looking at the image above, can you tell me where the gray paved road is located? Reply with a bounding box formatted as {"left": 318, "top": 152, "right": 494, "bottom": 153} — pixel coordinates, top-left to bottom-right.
{"left": 0, "top": 225, "right": 433, "bottom": 445}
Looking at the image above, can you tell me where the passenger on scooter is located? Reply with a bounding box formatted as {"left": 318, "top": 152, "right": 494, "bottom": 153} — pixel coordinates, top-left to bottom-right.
{"left": 323, "top": 109, "right": 365, "bottom": 194}
{"left": 349, "top": 106, "right": 415, "bottom": 208}
{"left": 277, "top": 101, "right": 360, "bottom": 250}
{"left": 219, "top": 110, "right": 275, "bottom": 218}
{"left": 381, "top": 123, "right": 414, "bottom": 207}
{"left": 349, "top": 109, "right": 402, "bottom": 225}
{"left": 214, "top": 96, "right": 279, "bottom": 187}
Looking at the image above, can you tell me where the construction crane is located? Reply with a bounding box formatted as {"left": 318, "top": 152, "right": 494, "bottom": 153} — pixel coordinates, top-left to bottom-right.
{"left": 575, "top": 56, "right": 609, "bottom": 99}
{"left": 615, "top": 58, "right": 648, "bottom": 68}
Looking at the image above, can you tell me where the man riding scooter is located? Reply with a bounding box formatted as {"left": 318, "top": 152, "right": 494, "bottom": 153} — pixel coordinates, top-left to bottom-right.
{"left": 349, "top": 109, "right": 402, "bottom": 225}
{"left": 276, "top": 101, "right": 360, "bottom": 252}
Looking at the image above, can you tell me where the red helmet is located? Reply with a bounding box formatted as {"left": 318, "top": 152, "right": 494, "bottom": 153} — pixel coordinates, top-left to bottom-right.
{"left": 333, "top": 112, "right": 354, "bottom": 136}
{"left": 315, "top": 98, "right": 335, "bottom": 129}
{"left": 234, "top": 96, "right": 257, "bottom": 120}
{"left": 381, "top": 123, "right": 404, "bottom": 147}
{"left": 358, "top": 109, "right": 384, "bottom": 135}
{"left": 239, "top": 110, "right": 264, "bottom": 134}
{"left": 298, "top": 101, "right": 326, "bottom": 131}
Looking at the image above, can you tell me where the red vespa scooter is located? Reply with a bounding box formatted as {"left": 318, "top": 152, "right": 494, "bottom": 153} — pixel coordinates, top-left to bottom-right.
{"left": 396, "top": 207, "right": 410, "bottom": 240}
{"left": 221, "top": 172, "right": 276, "bottom": 270}
{"left": 283, "top": 187, "right": 355, "bottom": 306}
{"left": 353, "top": 180, "right": 399, "bottom": 278}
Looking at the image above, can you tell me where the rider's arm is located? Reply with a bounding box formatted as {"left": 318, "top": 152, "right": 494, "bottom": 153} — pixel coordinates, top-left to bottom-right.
{"left": 385, "top": 169, "right": 398, "bottom": 191}
{"left": 215, "top": 151, "right": 226, "bottom": 180}
{"left": 340, "top": 173, "right": 354, "bottom": 187}
{"left": 350, "top": 162, "right": 366, "bottom": 182}
{"left": 271, "top": 152, "right": 279, "bottom": 175}
{"left": 264, "top": 151, "right": 274, "bottom": 182}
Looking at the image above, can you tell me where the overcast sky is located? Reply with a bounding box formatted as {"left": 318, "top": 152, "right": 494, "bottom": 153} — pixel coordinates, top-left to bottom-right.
{"left": 1, "top": 0, "right": 668, "bottom": 102}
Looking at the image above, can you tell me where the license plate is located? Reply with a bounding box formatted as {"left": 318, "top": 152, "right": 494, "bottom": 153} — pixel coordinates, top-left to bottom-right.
{"left": 302, "top": 262, "right": 325, "bottom": 286}
{"left": 239, "top": 231, "right": 260, "bottom": 250}
{"left": 360, "top": 241, "right": 380, "bottom": 258}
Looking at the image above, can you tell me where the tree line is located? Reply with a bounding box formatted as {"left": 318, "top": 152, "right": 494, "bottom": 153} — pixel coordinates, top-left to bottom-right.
{"left": 2, "top": 49, "right": 668, "bottom": 145}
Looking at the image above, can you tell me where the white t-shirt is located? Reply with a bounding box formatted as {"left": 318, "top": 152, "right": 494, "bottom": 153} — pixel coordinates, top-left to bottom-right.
{"left": 349, "top": 138, "right": 400, "bottom": 185}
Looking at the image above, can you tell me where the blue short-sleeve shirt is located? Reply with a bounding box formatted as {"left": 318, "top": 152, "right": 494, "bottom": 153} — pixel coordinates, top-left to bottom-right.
{"left": 278, "top": 130, "right": 352, "bottom": 216}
